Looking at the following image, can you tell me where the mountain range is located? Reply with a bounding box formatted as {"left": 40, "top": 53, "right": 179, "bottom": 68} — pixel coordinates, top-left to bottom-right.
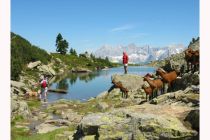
{"left": 94, "top": 44, "right": 186, "bottom": 64}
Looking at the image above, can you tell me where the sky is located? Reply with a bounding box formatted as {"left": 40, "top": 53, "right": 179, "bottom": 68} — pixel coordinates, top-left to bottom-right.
{"left": 11, "top": 0, "right": 199, "bottom": 54}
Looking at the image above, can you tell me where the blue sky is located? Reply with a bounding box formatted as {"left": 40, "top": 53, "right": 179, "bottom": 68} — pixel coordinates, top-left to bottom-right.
{"left": 11, "top": 0, "right": 199, "bottom": 53}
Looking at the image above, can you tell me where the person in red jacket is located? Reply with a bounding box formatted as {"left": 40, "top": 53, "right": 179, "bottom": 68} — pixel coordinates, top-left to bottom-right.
{"left": 122, "top": 51, "right": 129, "bottom": 74}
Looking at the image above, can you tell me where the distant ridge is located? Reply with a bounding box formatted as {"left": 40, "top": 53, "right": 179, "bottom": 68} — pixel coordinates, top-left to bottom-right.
{"left": 94, "top": 44, "right": 186, "bottom": 64}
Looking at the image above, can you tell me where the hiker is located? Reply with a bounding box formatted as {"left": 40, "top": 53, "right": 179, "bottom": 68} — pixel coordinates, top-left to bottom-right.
{"left": 122, "top": 51, "right": 129, "bottom": 74}
{"left": 39, "top": 75, "right": 48, "bottom": 102}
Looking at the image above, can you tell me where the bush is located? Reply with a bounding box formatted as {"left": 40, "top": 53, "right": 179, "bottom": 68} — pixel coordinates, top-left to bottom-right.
{"left": 11, "top": 32, "right": 51, "bottom": 80}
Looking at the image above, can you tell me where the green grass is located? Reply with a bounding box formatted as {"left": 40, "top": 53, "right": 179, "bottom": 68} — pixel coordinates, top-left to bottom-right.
{"left": 51, "top": 53, "right": 118, "bottom": 71}
{"left": 26, "top": 100, "right": 41, "bottom": 110}
{"left": 11, "top": 115, "right": 25, "bottom": 126}
{"left": 11, "top": 127, "right": 75, "bottom": 140}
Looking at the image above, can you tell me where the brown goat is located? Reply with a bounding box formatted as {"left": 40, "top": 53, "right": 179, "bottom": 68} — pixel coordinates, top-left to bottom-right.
{"left": 142, "top": 85, "right": 153, "bottom": 101}
{"left": 156, "top": 68, "right": 177, "bottom": 92}
{"left": 143, "top": 76, "right": 164, "bottom": 97}
{"left": 184, "top": 48, "right": 199, "bottom": 72}
{"left": 112, "top": 80, "right": 129, "bottom": 98}
{"left": 144, "top": 73, "right": 154, "bottom": 78}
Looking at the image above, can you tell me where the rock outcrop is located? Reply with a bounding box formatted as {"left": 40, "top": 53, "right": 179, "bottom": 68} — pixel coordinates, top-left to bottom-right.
{"left": 27, "top": 61, "right": 41, "bottom": 69}
{"left": 111, "top": 74, "right": 144, "bottom": 92}
{"left": 76, "top": 104, "right": 197, "bottom": 139}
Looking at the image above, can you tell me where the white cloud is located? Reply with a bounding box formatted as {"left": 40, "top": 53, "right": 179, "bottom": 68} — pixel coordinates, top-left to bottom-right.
{"left": 110, "top": 24, "right": 134, "bottom": 32}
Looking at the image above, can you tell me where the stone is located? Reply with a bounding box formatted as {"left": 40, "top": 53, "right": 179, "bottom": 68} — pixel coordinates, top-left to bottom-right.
{"left": 96, "top": 91, "right": 108, "bottom": 99}
{"left": 55, "top": 58, "right": 62, "bottom": 63}
{"left": 61, "top": 110, "right": 83, "bottom": 124}
{"left": 27, "top": 61, "right": 41, "bottom": 69}
{"left": 184, "top": 109, "right": 199, "bottom": 131}
{"left": 72, "top": 67, "right": 92, "bottom": 73}
{"left": 35, "top": 122, "right": 68, "bottom": 134}
{"left": 37, "top": 65, "right": 56, "bottom": 76}
{"left": 11, "top": 81, "right": 26, "bottom": 89}
{"left": 77, "top": 104, "right": 197, "bottom": 139}
{"left": 111, "top": 74, "right": 144, "bottom": 92}
{"left": 174, "top": 72, "right": 199, "bottom": 91}
{"left": 11, "top": 99, "right": 31, "bottom": 119}
{"left": 107, "top": 88, "right": 121, "bottom": 98}
{"left": 96, "top": 102, "right": 109, "bottom": 111}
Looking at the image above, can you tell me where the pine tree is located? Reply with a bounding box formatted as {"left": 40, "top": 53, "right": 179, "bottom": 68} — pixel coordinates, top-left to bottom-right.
{"left": 55, "top": 33, "right": 69, "bottom": 54}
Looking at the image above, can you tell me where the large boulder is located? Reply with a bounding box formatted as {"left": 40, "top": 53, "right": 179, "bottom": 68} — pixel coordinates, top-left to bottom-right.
{"left": 35, "top": 123, "right": 67, "bottom": 134}
{"left": 27, "top": 61, "right": 41, "bottom": 69}
{"left": 11, "top": 81, "right": 26, "bottom": 89}
{"left": 96, "top": 102, "right": 109, "bottom": 111}
{"left": 77, "top": 104, "right": 197, "bottom": 139}
{"left": 188, "top": 38, "right": 199, "bottom": 51}
{"left": 35, "top": 119, "right": 70, "bottom": 134}
{"left": 185, "top": 109, "right": 199, "bottom": 131}
{"left": 111, "top": 74, "right": 144, "bottom": 92}
{"left": 37, "top": 65, "right": 56, "bottom": 76}
{"left": 11, "top": 99, "right": 31, "bottom": 119}
{"left": 174, "top": 72, "right": 199, "bottom": 91}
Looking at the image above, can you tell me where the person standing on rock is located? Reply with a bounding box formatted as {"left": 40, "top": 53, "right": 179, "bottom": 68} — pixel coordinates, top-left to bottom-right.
{"left": 122, "top": 51, "right": 129, "bottom": 74}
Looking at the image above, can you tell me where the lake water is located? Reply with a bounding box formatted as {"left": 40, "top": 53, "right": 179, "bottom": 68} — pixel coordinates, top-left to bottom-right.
{"left": 47, "top": 66, "right": 156, "bottom": 102}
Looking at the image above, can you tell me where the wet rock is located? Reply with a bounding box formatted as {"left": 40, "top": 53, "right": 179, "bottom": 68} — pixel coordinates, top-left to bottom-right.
{"left": 27, "top": 61, "right": 41, "bottom": 69}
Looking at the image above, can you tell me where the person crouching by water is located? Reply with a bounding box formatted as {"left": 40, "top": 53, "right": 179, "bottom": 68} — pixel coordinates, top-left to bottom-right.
{"left": 39, "top": 75, "right": 48, "bottom": 102}
{"left": 122, "top": 51, "right": 129, "bottom": 74}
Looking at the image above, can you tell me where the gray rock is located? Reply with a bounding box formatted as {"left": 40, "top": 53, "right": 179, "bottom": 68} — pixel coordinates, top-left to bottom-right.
{"left": 174, "top": 72, "right": 199, "bottom": 91}
{"left": 35, "top": 123, "right": 67, "bottom": 134}
{"left": 72, "top": 67, "right": 92, "bottom": 73}
{"left": 37, "top": 65, "right": 56, "bottom": 76}
{"left": 55, "top": 58, "right": 62, "bottom": 63}
{"left": 27, "top": 61, "right": 41, "bottom": 69}
{"left": 111, "top": 74, "right": 144, "bottom": 92}
{"left": 61, "top": 109, "right": 83, "bottom": 124}
{"left": 11, "top": 81, "right": 26, "bottom": 89}
{"left": 188, "top": 38, "right": 199, "bottom": 51}
{"left": 185, "top": 109, "right": 199, "bottom": 131}
{"left": 96, "top": 102, "right": 109, "bottom": 111}
{"left": 11, "top": 99, "right": 31, "bottom": 119}
{"left": 77, "top": 104, "right": 197, "bottom": 139}
{"left": 107, "top": 88, "right": 121, "bottom": 98}
{"left": 96, "top": 91, "right": 108, "bottom": 99}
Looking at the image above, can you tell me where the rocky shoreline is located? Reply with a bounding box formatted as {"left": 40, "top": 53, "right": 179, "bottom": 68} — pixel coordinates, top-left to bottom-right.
{"left": 11, "top": 39, "right": 200, "bottom": 140}
{"left": 11, "top": 71, "right": 199, "bottom": 139}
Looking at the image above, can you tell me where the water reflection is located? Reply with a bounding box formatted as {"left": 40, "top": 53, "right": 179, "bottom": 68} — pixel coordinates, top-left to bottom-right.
{"left": 48, "top": 66, "right": 156, "bottom": 102}
{"left": 56, "top": 79, "right": 69, "bottom": 90}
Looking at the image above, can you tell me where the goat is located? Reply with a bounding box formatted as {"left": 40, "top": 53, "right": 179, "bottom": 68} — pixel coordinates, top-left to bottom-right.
{"left": 142, "top": 84, "right": 153, "bottom": 101}
{"left": 156, "top": 68, "right": 177, "bottom": 92}
{"left": 184, "top": 48, "right": 199, "bottom": 72}
{"left": 112, "top": 80, "right": 129, "bottom": 98}
{"left": 143, "top": 76, "right": 164, "bottom": 97}
{"left": 144, "top": 73, "right": 154, "bottom": 78}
